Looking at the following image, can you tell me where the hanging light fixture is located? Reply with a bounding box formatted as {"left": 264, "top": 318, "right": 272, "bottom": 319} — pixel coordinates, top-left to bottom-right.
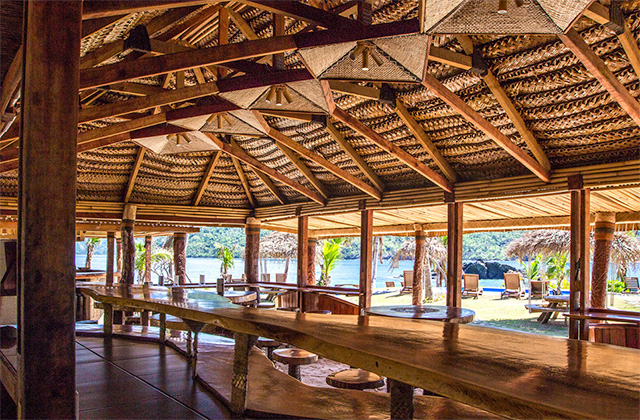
{"left": 349, "top": 41, "right": 383, "bottom": 71}
{"left": 133, "top": 131, "right": 220, "bottom": 155}
{"left": 498, "top": 0, "right": 508, "bottom": 14}
{"left": 264, "top": 85, "right": 293, "bottom": 106}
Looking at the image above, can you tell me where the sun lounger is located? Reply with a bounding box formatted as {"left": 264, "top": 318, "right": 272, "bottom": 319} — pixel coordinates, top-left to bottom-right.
{"left": 624, "top": 277, "right": 639, "bottom": 293}
{"left": 501, "top": 273, "right": 525, "bottom": 299}
{"left": 385, "top": 281, "right": 396, "bottom": 288}
{"left": 400, "top": 271, "right": 413, "bottom": 293}
{"left": 462, "top": 274, "right": 482, "bottom": 299}
{"left": 529, "top": 280, "right": 549, "bottom": 298}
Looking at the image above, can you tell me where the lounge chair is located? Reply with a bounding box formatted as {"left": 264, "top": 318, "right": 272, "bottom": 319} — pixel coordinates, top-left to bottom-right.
{"left": 400, "top": 271, "right": 413, "bottom": 293}
{"left": 624, "top": 277, "right": 639, "bottom": 293}
{"left": 275, "top": 273, "right": 287, "bottom": 282}
{"left": 260, "top": 273, "right": 271, "bottom": 282}
{"left": 501, "top": 273, "right": 525, "bottom": 299}
{"left": 462, "top": 274, "right": 482, "bottom": 299}
{"left": 385, "top": 281, "right": 396, "bottom": 288}
{"left": 529, "top": 280, "right": 549, "bottom": 298}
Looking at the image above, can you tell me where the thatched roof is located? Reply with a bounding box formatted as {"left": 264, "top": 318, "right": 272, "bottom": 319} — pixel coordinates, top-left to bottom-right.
{"left": 505, "top": 229, "right": 640, "bottom": 272}
{"left": 258, "top": 231, "right": 298, "bottom": 260}
{"left": 1, "top": 1, "right": 639, "bottom": 236}
{"left": 389, "top": 236, "right": 447, "bottom": 267}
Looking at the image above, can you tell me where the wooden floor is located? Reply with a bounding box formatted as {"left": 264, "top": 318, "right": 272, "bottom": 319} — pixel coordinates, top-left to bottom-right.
{"left": 2, "top": 330, "right": 232, "bottom": 420}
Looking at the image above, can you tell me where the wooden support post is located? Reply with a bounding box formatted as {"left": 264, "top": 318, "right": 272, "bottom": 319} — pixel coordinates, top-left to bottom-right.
{"left": 144, "top": 235, "right": 152, "bottom": 284}
{"left": 103, "top": 303, "right": 113, "bottom": 337}
{"left": 245, "top": 218, "right": 261, "bottom": 285}
{"left": 140, "top": 310, "right": 149, "bottom": 327}
{"left": 389, "top": 379, "right": 414, "bottom": 420}
{"left": 159, "top": 312, "right": 167, "bottom": 342}
{"left": 116, "top": 235, "right": 123, "bottom": 278}
{"left": 413, "top": 229, "right": 426, "bottom": 305}
{"left": 569, "top": 175, "right": 591, "bottom": 340}
{"left": 173, "top": 232, "right": 187, "bottom": 285}
{"left": 230, "top": 332, "right": 258, "bottom": 415}
{"left": 592, "top": 213, "right": 615, "bottom": 309}
{"left": 307, "top": 237, "right": 317, "bottom": 285}
{"left": 17, "top": 2, "right": 81, "bottom": 417}
{"left": 106, "top": 231, "right": 115, "bottom": 285}
{"left": 297, "top": 214, "right": 309, "bottom": 311}
{"left": 121, "top": 204, "right": 137, "bottom": 284}
{"left": 359, "top": 208, "right": 373, "bottom": 313}
{"left": 446, "top": 196, "right": 463, "bottom": 307}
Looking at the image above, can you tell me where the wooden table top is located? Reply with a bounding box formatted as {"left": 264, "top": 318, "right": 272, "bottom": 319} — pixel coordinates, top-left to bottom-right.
{"left": 326, "top": 368, "right": 385, "bottom": 390}
{"left": 544, "top": 295, "right": 570, "bottom": 303}
{"left": 564, "top": 312, "right": 640, "bottom": 325}
{"left": 78, "top": 284, "right": 640, "bottom": 420}
{"left": 364, "top": 305, "right": 475, "bottom": 324}
{"left": 223, "top": 282, "right": 360, "bottom": 296}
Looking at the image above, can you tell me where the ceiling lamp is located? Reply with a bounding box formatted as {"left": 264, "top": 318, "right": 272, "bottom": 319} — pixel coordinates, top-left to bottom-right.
{"left": 218, "top": 80, "right": 331, "bottom": 114}
{"left": 297, "top": 34, "right": 430, "bottom": 83}
{"left": 132, "top": 131, "right": 220, "bottom": 155}
{"left": 421, "top": 0, "right": 592, "bottom": 34}
{"left": 168, "top": 110, "right": 268, "bottom": 137}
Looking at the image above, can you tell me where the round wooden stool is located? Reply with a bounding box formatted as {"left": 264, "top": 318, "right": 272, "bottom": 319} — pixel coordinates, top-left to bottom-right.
{"left": 256, "top": 301, "right": 276, "bottom": 309}
{"left": 326, "top": 368, "right": 385, "bottom": 390}
{"left": 257, "top": 337, "right": 282, "bottom": 360}
{"left": 272, "top": 348, "right": 318, "bottom": 380}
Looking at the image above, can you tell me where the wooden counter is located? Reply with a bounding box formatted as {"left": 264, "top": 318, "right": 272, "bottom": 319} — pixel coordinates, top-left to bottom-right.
{"left": 78, "top": 284, "right": 640, "bottom": 420}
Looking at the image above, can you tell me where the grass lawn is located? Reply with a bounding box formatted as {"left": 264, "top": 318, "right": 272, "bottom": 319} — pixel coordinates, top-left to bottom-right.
{"left": 352, "top": 290, "right": 570, "bottom": 337}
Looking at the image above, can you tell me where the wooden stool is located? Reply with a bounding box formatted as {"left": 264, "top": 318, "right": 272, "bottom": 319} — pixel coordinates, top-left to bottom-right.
{"left": 256, "top": 301, "right": 276, "bottom": 309}
{"left": 326, "top": 368, "right": 385, "bottom": 390}
{"left": 272, "top": 348, "right": 318, "bottom": 380}
{"left": 256, "top": 337, "right": 282, "bottom": 360}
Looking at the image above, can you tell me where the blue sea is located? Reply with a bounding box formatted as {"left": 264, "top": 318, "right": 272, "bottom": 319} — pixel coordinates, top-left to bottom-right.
{"left": 76, "top": 255, "right": 640, "bottom": 289}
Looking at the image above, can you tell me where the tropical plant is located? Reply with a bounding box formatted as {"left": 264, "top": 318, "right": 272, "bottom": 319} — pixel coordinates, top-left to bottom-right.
{"left": 546, "top": 252, "right": 569, "bottom": 293}
{"left": 218, "top": 245, "right": 236, "bottom": 276}
{"left": 84, "top": 238, "right": 101, "bottom": 269}
{"left": 134, "top": 242, "right": 173, "bottom": 282}
{"left": 520, "top": 254, "right": 543, "bottom": 285}
{"left": 608, "top": 279, "right": 627, "bottom": 293}
{"left": 318, "top": 238, "right": 344, "bottom": 286}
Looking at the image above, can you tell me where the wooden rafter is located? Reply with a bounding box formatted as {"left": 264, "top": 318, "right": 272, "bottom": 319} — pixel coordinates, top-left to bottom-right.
{"left": 421, "top": 73, "right": 551, "bottom": 183}
{"left": 193, "top": 151, "right": 221, "bottom": 206}
{"left": 226, "top": 7, "right": 259, "bottom": 40}
{"left": 81, "top": 1, "right": 210, "bottom": 19}
{"left": 78, "top": 114, "right": 168, "bottom": 145}
{"left": 275, "top": 143, "right": 330, "bottom": 199}
{"left": 583, "top": 2, "right": 640, "bottom": 81}
{"left": 559, "top": 29, "right": 640, "bottom": 127}
{"left": 125, "top": 148, "right": 146, "bottom": 202}
{"left": 325, "top": 121, "right": 385, "bottom": 192}
{"left": 428, "top": 47, "right": 472, "bottom": 70}
{"left": 236, "top": 0, "right": 359, "bottom": 29}
{"left": 394, "top": 99, "right": 457, "bottom": 182}
{"left": 253, "top": 169, "right": 287, "bottom": 205}
{"left": 253, "top": 112, "right": 382, "bottom": 200}
{"left": 328, "top": 81, "right": 380, "bottom": 101}
{"left": 456, "top": 35, "right": 551, "bottom": 171}
{"left": 205, "top": 133, "right": 326, "bottom": 205}
{"left": 231, "top": 157, "right": 256, "bottom": 207}
{"left": 79, "top": 19, "right": 419, "bottom": 89}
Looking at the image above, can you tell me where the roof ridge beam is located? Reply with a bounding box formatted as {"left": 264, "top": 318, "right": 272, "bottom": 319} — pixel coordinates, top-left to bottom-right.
{"left": 206, "top": 133, "right": 326, "bottom": 205}
{"left": 420, "top": 73, "right": 551, "bottom": 183}
{"left": 456, "top": 35, "right": 551, "bottom": 171}
{"left": 559, "top": 29, "right": 640, "bottom": 127}
{"left": 124, "top": 147, "right": 146, "bottom": 202}
{"left": 253, "top": 111, "right": 382, "bottom": 200}
{"left": 193, "top": 151, "right": 222, "bottom": 206}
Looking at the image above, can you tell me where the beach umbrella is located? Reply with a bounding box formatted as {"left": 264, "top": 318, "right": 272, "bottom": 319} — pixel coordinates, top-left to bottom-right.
{"left": 297, "top": 34, "right": 430, "bottom": 83}
{"left": 421, "top": 0, "right": 592, "bottom": 34}
{"left": 389, "top": 237, "right": 447, "bottom": 300}
{"left": 132, "top": 131, "right": 220, "bottom": 155}
{"left": 505, "top": 230, "right": 640, "bottom": 274}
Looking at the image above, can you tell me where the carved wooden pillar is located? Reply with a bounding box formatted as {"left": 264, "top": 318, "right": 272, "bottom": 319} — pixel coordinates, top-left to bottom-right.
{"left": 174, "top": 232, "right": 187, "bottom": 285}
{"left": 144, "top": 235, "right": 153, "bottom": 284}
{"left": 446, "top": 195, "right": 463, "bottom": 307}
{"left": 413, "top": 229, "right": 426, "bottom": 305}
{"left": 121, "top": 204, "right": 136, "bottom": 284}
{"left": 592, "top": 212, "right": 615, "bottom": 309}
{"left": 359, "top": 208, "right": 373, "bottom": 312}
{"left": 106, "top": 231, "right": 115, "bottom": 286}
{"left": 116, "top": 235, "right": 123, "bottom": 278}
{"left": 297, "top": 215, "right": 309, "bottom": 311}
{"left": 307, "top": 237, "right": 317, "bottom": 285}
{"left": 17, "top": 1, "right": 81, "bottom": 417}
{"left": 245, "top": 218, "right": 260, "bottom": 284}
{"left": 569, "top": 175, "right": 591, "bottom": 340}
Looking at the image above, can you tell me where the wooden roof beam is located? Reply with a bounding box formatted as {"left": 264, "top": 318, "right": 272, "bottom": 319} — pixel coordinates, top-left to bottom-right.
{"left": 582, "top": 2, "right": 640, "bottom": 83}
{"left": 205, "top": 133, "right": 326, "bottom": 205}
{"left": 79, "top": 19, "right": 419, "bottom": 89}
{"left": 82, "top": 1, "right": 211, "bottom": 19}
{"left": 420, "top": 73, "right": 551, "bottom": 183}
{"left": 193, "top": 151, "right": 221, "bottom": 206}
{"left": 328, "top": 81, "right": 381, "bottom": 101}
{"left": 253, "top": 169, "right": 288, "bottom": 205}
{"left": 456, "top": 35, "right": 551, "bottom": 171}
{"left": 235, "top": 0, "right": 360, "bottom": 29}
{"left": 275, "top": 143, "right": 330, "bottom": 199}
{"left": 124, "top": 147, "right": 146, "bottom": 202}
{"left": 394, "top": 99, "right": 457, "bottom": 182}
{"left": 325, "top": 121, "right": 385, "bottom": 192}
{"left": 231, "top": 155, "right": 257, "bottom": 208}
{"left": 559, "top": 29, "right": 640, "bottom": 127}
{"left": 253, "top": 112, "right": 382, "bottom": 200}
{"left": 226, "top": 7, "right": 259, "bottom": 40}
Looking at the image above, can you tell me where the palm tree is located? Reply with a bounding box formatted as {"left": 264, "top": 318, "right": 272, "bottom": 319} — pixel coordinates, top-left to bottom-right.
{"left": 218, "top": 245, "right": 236, "bottom": 276}
{"left": 134, "top": 242, "right": 173, "bottom": 282}
{"left": 319, "top": 238, "right": 344, "bottom": 286}
{"left": 546, "top": 252, "right": 569, "bottom": 293}
{"left": 84, "top": 238, "right": 101, "bottom": 269}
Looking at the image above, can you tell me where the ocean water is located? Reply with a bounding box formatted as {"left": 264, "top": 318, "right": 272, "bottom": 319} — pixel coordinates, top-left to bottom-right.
{"left": 76, "top": 255, "right": 640, "bottom": 289}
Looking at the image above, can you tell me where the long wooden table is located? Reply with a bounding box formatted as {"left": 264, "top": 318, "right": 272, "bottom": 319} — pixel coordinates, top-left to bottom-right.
{"left": 77, "top": 284, "right": 640, "bottom": 420}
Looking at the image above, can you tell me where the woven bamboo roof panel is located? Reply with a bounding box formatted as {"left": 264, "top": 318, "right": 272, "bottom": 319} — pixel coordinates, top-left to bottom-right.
{"left": 76, "top": 143, "right": 138, "bottom": 202}
{"left": 198, "top": 155, "right": 253, "bottom": 208}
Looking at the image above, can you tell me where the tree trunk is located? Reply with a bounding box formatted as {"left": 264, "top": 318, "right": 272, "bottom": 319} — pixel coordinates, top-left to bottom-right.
{"left": 413, "top": 231, "right": 426, "bottom": 305}
{"left": 424, "top": 257, "right": 433, "bottom": 300}
{"left": 371, "top": 236, "right": 381, "bottom": 284}
{"left": 85, "top": 244, "right": 95, "bottom": 269}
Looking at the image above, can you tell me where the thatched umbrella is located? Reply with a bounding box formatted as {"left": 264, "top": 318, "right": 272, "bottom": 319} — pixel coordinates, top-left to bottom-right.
{"left": 256, "top": 232, "right": 298, "bottom": 277}
{"left": 505, "top": 230, "right": 640, "bottom": 276}
{"left": 389, "top": 237, "right": 447, "bottom": 300}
